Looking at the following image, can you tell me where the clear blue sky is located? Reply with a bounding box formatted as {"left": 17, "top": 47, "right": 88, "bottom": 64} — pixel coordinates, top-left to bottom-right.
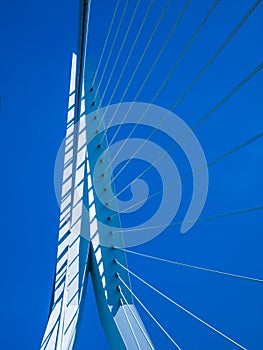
{"left": 0, "top": 0, "right": 262, "bottom": 349}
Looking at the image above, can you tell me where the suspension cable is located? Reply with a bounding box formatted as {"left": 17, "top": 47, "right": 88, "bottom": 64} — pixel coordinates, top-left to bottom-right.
{"left": 103, "top": 0, "right": 190, "bottom": 147}
{"left": 100, "top": 0, "right": 191, "bottom": 146}
{"left": 104, "top": 0, "right": 261, "bottom": 183}
{"left": 98, "top": 0, "right": 142, "bottom": 111}
{"left": 109, "top": 132, "right": 263, "bottom": 216}
{"left": 119, "top": 248, "right": 263, "bottom": 283}
{"left": 107, "top": 62, "right": 263, "bottom": 202}
{"left": 96, "top": 0, "right": 154, "bottom": 132}
{"left": 172, "top": 0, "right": 262, "bottom": 111}
{"left": 104, "top": 0, "right": 219, "bottom": 157}
{"left": 117, "top": 262, "right": 247, "bottom": 350}
{"left": 118, "top": 275, "right": 182, "bottom": 350}
{"left": 94, "top": 0, "right": 129, "bottom": 101}
{"left": 112, "top": 205, "right": 263, "bottom": 231}
{"left": 92, "top": 0, "right": 120, "bottom": 86}
{"left": 96, "top": 0, "right": 171, "bottom": 141}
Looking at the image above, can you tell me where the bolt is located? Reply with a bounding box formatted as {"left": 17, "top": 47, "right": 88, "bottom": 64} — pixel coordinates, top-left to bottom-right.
{"left": 89, "top": 87, "right": 93, "bottom": 92}
{"left": 91, "top": 101, "right": 95, "bottom": 106}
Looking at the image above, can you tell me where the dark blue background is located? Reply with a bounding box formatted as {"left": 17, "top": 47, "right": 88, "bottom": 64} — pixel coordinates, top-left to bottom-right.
{"left": 0, "top": 0, "right": 262, "bottom": 349}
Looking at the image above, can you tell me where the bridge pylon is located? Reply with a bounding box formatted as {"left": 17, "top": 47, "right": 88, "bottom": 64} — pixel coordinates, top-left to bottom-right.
{"left": 41, "top": 1, "right": 154, "bottom": 349}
